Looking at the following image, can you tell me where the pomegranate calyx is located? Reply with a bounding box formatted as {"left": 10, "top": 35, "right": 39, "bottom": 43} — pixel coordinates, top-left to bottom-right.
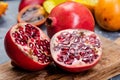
{"left": 46, "top": 17, "right": 57, "bottom": 27}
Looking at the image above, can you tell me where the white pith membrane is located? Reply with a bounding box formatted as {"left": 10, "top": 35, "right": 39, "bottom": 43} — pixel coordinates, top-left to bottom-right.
{"left": 50, "top": 29, "right": 102, "bottom": 67}
{"left": 10, "top": 23, "right": 50, "bottom": 64}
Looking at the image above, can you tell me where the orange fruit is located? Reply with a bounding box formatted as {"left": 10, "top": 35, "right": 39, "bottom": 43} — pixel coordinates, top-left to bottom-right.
{"left": 0, "top": 1, "right": 8, "bottom": 16}
{"left": 95, "top": 0, "right": 120, "bottom": 31}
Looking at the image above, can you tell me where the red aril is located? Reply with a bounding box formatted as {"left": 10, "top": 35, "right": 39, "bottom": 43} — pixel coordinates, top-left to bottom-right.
{"left": 19, "top": 0, "right": 45, "bottom": 12}
{"left": 50, "top": 29, "right": 102, "bottom": 72}
{"left": 4, "top": 23, "right": 51, "bottom": 71}
{"left": 46, "top": 1, "right": 95, "bottom": 38}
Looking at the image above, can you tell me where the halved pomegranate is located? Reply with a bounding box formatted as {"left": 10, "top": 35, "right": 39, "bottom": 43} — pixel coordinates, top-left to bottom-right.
{"left": 17, "top": 5, "right": 47, "bottom": 27}
{"left": 46, "top": 1, "right": 95, "bottom": 38}
{"left": 50, "top": 29, "right": 102, "bottom": 72}
{"left": 4, "top": 23, "right": 51, "bottom": 71}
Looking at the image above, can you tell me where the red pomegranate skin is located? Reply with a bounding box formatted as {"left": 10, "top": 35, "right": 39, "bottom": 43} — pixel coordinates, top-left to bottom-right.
{"left": 4, "top": 23, "right": 50, "bottom": 71}
{"left": 55, "top": 59, "right": 100, "bottom": 72}
{"left": 46, "top": 1, "right": 95, "bottom": 38}
{"left": 19, "top": 0, "right": 45, "bottom": 11}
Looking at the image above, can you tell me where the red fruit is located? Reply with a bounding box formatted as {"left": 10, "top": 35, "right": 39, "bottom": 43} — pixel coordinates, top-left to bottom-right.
{"left": 4, "top": 23, "right": 51, "bottom": 71}
{"left": 19, "top": 0, "right": 45, "bottom": 11}
{"left": 17, "top": 5, "right": 47, "bottom": 27}
{"left": 46, "top": 1, "right": 95, "bottom": 38}
{"left": 50, "top": 29, "right": 102, "bottom": 72}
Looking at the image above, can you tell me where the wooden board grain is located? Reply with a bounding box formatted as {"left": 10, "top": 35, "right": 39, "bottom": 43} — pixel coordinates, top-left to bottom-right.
{"left": 0, "top": 36, "right": 120, "bottom": 80}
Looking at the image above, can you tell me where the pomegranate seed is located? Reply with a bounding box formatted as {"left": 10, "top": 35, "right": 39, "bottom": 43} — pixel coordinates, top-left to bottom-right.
{"left": 82, "top": 57, "right": 90, "bottom": 63}
{"left": 12, "top": 31, "right": 19, "bottom": 38}
{"left": 64, "top": 58, "right": 74, "bottom": 65}
{"left": 29, "top": 42, "right": 34, "bottom": 48}
{"left": 44, "top": 39, "right": 49, "bottom": 44}
{"left": 74, "top": 36, "right": 80, "bottom": 43}
{"left": 69, "top": 54, "right": 74, "bottom": 59}
{"left": 39, "top": 45, "right": 44, "bottom": 50}
{"left": 37, "top": 53, "right": 42, "bottom": 57}
{"left": 57, "top": 55, "right": 63, "bottom": 62}
{"left": 70, "top": 43, "right": 76, "bottom": 48}
{"left": 43, "top": 45, "right": 47, "bottom": 51}
{"left": 75, "top": 55, "right": 80, "bottom": 60}
{"left": 69, "top": 48, "right": 75, "bottom": 54}
{"left": 61, "top": 40, "right": 70, "bottom": 45}
{"left": 35, "top": 44, "right": 40, "bottom": 49}
{"left": 19, "top": 29, "right": 24, "bottom": 34}
{"left": 60, "top": 51, "right": 68, "bottom": 55}
{"left": 15, "top": 39, "right": 21, "bottom": 44}
{"left": 33, "top": 49, "right": 39, "bottom": 55}
{"left": 41, "top": 54, "right": 46, "bottom": 59}
{"left": 22, "top": 35, "right": 28, "bottom": 41}
{"left": 20, "top": 41, "right": 27, "bottom": 46}
{"left": 44, "top": 57, "right": 50, "bottom": 63}
{"left": 61, "top": 47, "right": 69, "bottom": 52}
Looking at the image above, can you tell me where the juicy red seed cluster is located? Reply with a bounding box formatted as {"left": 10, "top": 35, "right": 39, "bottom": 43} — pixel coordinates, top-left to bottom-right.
{"left": 33, "top": 39, "right": 50, "bottom": 63}
{"left": 12, "top": 24, "right": 50, "bottom": 63}
{"left": 12, "top": 29, "right": 28, "bottom": 46}
{"left": 54, "top": 31, "right": 101, "bottom": 65}
{"left": 25, "top": 24, "right": 40, "bottom": 39}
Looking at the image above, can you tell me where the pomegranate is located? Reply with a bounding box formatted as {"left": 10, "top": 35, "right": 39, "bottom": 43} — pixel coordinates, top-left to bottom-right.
{"left": 46, "top": 1, "right": 95, "bottom": 38}
{"left": 17, "top": 5, "right": 47, "bottom": 27}
{"left": 4, "top": 23, "right": 51, "bottom": 71}
{"left": 50, "top": 29, "right": 102, "bottom": 72}
{"left": 19, "top": 0, "right": 45, "bottom": 11}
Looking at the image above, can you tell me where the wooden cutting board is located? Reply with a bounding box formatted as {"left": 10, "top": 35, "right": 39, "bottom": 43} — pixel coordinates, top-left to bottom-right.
{"left": 0, "top": 36, "right": 120, "bottom": 80}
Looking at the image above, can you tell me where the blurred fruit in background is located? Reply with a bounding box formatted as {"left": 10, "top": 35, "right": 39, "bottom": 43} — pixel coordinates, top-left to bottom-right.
{"left": 0, "top": 1, "right": 8, "bottom": 16}
{"left": 43, "top": 0, "right": 66, "bottom": 14}
{"left": 19, "top": 0, "right": 45, "bottom": 11}
{"left": 52, "top": 0, "right": 66, "bottom": 5}
{"left": 17, "top": 5, "right": 47, "bottom": 27}
{"left": 67, "top": 0, "right": 98, "bottom": 12}
{"left": 43, "top": 0, "right": 56, "bottom": 13}
{"left": 43, "top": 0, "right": 98, "bottom": 14}
{"left": 95, "top": 0, "right": 120, "bottom": 31}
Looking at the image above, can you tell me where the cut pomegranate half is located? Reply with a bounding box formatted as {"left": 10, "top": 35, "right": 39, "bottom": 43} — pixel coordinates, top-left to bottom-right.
{"left": 50, "top": 29, "right": 102, "bottom": 72}
{"left": 4, "top": 23, "right": 51, "bottom": 71}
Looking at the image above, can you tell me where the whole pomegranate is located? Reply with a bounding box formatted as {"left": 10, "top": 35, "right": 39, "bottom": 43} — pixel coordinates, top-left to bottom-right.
{"left": 46, "top": 1, "right": 95, "bottom": 38}
{"left": 50, "top": 29, "right": 102, "bottom": 72}
{"left": 4, "top": 23, "right": 51, "bottom": 71}
{"left": 19, "top": 0, "right": 45, "bottom": 11}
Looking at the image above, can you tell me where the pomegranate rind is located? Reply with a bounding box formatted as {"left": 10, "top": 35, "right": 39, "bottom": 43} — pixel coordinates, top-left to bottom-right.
{"left": 46, "top": 1, "right": 95, "bottom": 38}
{"left": 50, "top": 29, "right": 102, "bottom": 72}
{"left": 4, "top": 23, "right": 50, "bottom": 71}
{"left": 17, "top": 5, "right": 47, "bottom": 27}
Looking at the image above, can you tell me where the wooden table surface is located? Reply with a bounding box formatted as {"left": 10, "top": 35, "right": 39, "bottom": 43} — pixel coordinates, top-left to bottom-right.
{"left": 0, "top": 0, "right": 120, "bottom": 80}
